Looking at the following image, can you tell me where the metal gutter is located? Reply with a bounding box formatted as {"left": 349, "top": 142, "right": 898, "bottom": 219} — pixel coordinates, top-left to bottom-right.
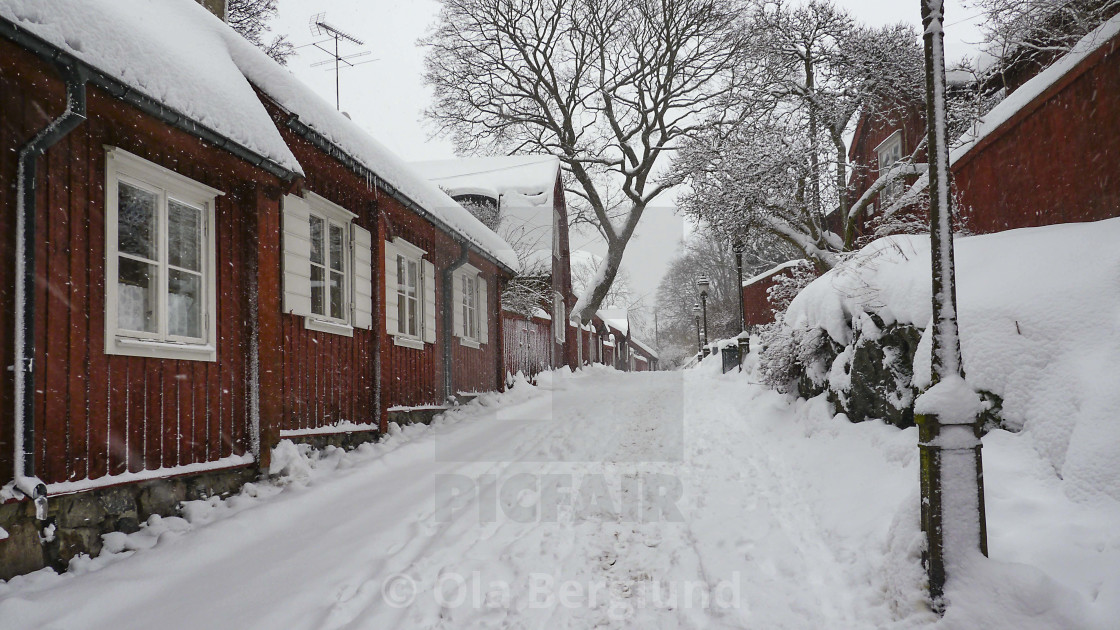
{"left": 282, "top": 114, "right": 516, "bottom": 276}
{"left": 0, "top": 18, "right": 300, "bottom": 183}
{"left": 13, "top": 59, "right": 87, "bottom": 519}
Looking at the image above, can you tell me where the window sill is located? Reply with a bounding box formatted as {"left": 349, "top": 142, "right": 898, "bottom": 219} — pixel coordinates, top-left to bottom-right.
{"left": 458, "top": 337, "right": 481, "bottom": 349}
{"left": 393, "top": 335, "right": 425, "bottom": 350}
{"left": 305, "top": 317, "right": 354, "bottom": 337}
{"left": 109, "top": 337, "right": 216, "bottom": 362}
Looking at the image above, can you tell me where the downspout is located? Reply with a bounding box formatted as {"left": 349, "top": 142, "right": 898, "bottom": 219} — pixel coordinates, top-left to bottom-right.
{"left": 13, "top": 61, "right": 88, "bottom": 520}
{"left": 442, "top": 241, "right": 470, "bottom": 403}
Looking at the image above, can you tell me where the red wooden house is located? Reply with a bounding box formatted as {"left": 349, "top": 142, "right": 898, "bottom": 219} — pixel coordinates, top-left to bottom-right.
{"left": 0, "top": 0, "right": 303, "bottom": 576}
{"left": 628, "top": 337, "right": 660, "bottom": 372}
{"left": 242, "top": 57, "right": 517, "bottom": 432}
{"left": 741, "top": 260, "right": 809, "bottom": 329}
{"left": 845, "top": 14, "right": 1120, "bottom": 237}
{"left": 0, "top": 0, "right": 515, "bottom": 578}
{"left": 413, "top": 156, "right": 580, "bottom": 372}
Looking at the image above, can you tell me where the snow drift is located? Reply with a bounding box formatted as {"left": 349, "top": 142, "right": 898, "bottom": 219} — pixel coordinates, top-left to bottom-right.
{"left": 785, "top": 217, "right": 1120, "bottom": 503}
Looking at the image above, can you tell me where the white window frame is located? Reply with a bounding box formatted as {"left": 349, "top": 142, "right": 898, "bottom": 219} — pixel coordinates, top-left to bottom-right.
{"left": 392, "top": 237, "right": 427, "bottom": 349}
{"left": 456, "top": 264, "right": 483, "bottom": 349}
{"left": 104, "top": 146, "right": 220, "bottom": 361}
{"left": 876, "top": 130, "right": 904, "bottom": 205}
{"left": 303, "top": 192, "right": 356, "bottom": 336}
{"left": 462, "top": 273, "right": 480, "bottom": 343}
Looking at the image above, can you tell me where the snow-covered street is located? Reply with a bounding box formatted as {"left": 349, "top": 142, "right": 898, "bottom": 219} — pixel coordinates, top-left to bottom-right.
{"left": 1, "top": 365, "right": 1118, "bottom": 629}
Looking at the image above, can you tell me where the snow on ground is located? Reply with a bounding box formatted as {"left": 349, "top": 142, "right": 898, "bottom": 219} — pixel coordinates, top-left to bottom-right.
{"left": 786, "top": 218, "right": 1120, "bottom": 504}
{"left": 1, "top": 366, "right": 1117, "bottom": 628}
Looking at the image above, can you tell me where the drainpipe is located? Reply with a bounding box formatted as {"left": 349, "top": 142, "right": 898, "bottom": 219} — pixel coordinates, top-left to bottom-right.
{"left": 12, "top": 61, "right": 88, "bottom": 520}
{"left": 442, "top": 241, "right": 470, "bottom": 403}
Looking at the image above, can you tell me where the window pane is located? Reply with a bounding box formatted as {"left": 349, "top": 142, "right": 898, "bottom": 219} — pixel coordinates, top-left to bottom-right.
{"left": 168, "top": 200, "right": 201, "bottom": 272}
{"left": 118, "top": 257, "right": 157, "bottom": 333}
{"left": 397, "top": 299, "right": 407, "bottom": 334}
{"left": 329, "top": 224, "right": 344, "bottom": 272}
{"left": 311, "top": 266, "right": 324, "bottom": 316}
{"left": 309, "top": 215, "right": 324, "bottom": 265}
{"left": 408, "top": 297, "right": 417, "bottom": 336}
{"left": 168, "top": 269, "right": 202, "bottom": 338}
{"left": 329, "top": 271, "right": 344, "bottom": 320}
{"left": 118, "top": 182, "right": 157, "bottom": 260}
{"left": 407, "top": 261, "right": 418, "bottom": 297}
{"left": 397, "top": 255, "right": 405, "bottom": 289}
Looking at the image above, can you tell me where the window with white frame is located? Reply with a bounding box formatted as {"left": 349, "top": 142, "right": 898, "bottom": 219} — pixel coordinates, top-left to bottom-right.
{"left": 453, "top": 265, "right": 487, "bottom": 348}
{"left": 281, "top": 192, "right": 374, "bottom": 337}
{"left": 105, "top": 147, "right": 218, "bottom": 361}
{"left": 384, "top": 237, "right": 435, "bottom": 349}
{"left": 396, "top": 253, "right": 421, "bottom": 338}
{"left": 877, "top": 131, "right": 904, "bottom": 205}
{"left": 461, "top": 273, "right": 479, "bottom": 340}
{"left": 309, "top": 212, "right": 349, "bottom": 323}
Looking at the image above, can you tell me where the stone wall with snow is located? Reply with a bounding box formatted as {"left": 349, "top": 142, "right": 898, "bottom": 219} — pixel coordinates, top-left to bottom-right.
{"left": 775, "top": 218, "right": 1120, "bottom": 502}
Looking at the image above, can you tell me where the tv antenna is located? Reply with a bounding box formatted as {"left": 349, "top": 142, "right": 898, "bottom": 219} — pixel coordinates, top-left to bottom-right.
{"left": 303, "top": 13, "right": 376, "bottom": 110}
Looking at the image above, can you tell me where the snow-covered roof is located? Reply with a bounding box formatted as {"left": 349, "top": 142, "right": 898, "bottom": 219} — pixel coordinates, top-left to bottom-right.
{"left": 629, "top": 336, "right": 658, "bottom": 359}
{"left": 743, "top": 260, "right": 807, "bottom": 288}
{"left": 413, "top": 156, "right": 561, "bottom": 264}
{"left": 412, "top": 156, "right": 560, "bottom": 206}
{"left": 0, "top": 0, "right": 517, "bottom": 271}
{"left": 597, "top": 308, "right": 629, "bottom": 336}
{"left": 951, "top": 13, "right": 1120, "bottom": 166}
{"left": 231, "top": 48, "right": 518, "bottom": 271}
{"left": 0, "top": 0, "right": 301, "bottom": 174}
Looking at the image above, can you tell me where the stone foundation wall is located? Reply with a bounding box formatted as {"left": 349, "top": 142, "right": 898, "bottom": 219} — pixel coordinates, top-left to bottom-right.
{"left": 282, "top": 429, "right": 382, "bottom": 451}
{"left": 0, "top": 466, "right": 257, "bottom": 580}
{"left": 387, "top": 407, "right": 448, "bottom": 427}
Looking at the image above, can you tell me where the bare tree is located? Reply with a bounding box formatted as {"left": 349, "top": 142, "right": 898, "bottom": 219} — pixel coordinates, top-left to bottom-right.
{"left": 227, "top": 0, "right": 294, "bottom": 65}
{"left": 654, "top": 227, "right": 794, "bottom": 366}
{"left": 422, "top": 0, "right": 746, "bottom": 322}
{"left": 675, "top": 0, "right": 925, "bottom": 272}
{"left": 966, "top": 0, "right": 1120, "bottom": 73}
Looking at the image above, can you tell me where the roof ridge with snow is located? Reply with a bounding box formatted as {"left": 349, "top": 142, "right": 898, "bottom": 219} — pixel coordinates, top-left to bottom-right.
{"left": 743, "top": 259, "right": 809, "bottom": 287}
{"left": 950, "top": 13, "right": 1120, "bottom": 166}
{"left": 0, "top": 0, "right": 517, "bottom": 271}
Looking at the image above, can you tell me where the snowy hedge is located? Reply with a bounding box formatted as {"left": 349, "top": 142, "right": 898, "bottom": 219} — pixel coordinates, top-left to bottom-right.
{"left": 763, "top": 218, "right": 1120, "bottom": 502}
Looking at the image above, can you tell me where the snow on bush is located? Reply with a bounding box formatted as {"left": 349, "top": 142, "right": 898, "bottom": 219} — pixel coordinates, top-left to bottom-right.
{"left": 780, "top": 218, "right": 1120, "bottom": 503}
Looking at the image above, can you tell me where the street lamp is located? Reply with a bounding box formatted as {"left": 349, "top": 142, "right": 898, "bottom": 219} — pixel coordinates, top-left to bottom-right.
{"left": 732, "top": 240, "right": 746, "bottom": 333}
{"left": 693, "top": 302, "right": 702, "bottom": 356}
{"left": 697, "top": 275, "right": 710, "bottom": 355}
{"left": 918, "top": 0, "right": 987, "bottom": 610}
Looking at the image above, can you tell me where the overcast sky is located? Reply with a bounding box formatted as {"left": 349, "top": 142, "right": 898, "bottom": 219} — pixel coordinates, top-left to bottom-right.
{"left": 273, "top": 0, "right": 985, "bottom": 307}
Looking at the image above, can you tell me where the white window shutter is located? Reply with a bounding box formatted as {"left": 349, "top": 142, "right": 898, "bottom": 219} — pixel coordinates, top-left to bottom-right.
{"left": 478, "top": 276, "right": 488, "bottom": 344}
{"left": 352, "top": 225, "right": 374, "bottom": 330}
{"left": 282, "top": 194, "right": 312, "bottom": 316}
{"left": 384, "top": 241, "right": 398, "bottom": 334}
{"left": 422, "top": 259, "right": 436, "bottom": 343}
{"left": 451, "top": 270, "right": 464, "bottom": 338}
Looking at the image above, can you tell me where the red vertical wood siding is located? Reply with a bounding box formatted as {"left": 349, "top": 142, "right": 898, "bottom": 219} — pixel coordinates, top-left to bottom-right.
{"left": 501, "top": 312, "right": 553, "bottom": 380}
{"left": 268, "top": 125, "right": 378, "bottom": 435}
{"left": 375, "top": 189, "right": 507, "bottom": 425}
{"left": 954, "top": 34, "right": 1120, "bottom": 233}
{"left": 0, "top": 43, "right": 278, "bottom": 487}
{"left": 741, "top": 269, "right": 796, "bottom": 329}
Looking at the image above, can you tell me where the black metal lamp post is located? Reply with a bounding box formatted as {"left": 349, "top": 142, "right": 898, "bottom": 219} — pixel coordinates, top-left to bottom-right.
{"left": 732, "top": 240, "right": 746, "bottom": 332}
{"left": 917, "top": 0, "right": 988, "bottom": 612}
{"left": 693, "top": 302, "right": 702, "bottom": 357}
{"left": 697, "top": 275, "right": 710, "bottom": 355}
